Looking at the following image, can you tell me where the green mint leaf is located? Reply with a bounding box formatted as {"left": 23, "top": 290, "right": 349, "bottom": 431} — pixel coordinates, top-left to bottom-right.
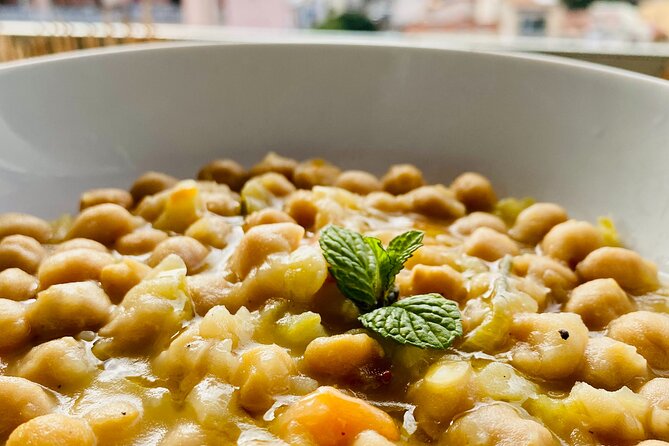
{"left": 359, "top": 293, "right": 462, "bottom": 349}
{"left": 319, "top": 225, "right": 381, "bottom": 311}
{"left": 384, "top": 230, "right": 424, "bottom": 284}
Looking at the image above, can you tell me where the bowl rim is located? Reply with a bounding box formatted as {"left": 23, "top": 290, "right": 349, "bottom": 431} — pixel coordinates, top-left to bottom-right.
{"left": 1, "top": 40, "right": 668, "bottom": 90}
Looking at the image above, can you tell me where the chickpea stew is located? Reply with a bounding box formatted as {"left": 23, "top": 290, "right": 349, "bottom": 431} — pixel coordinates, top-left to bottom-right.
{"left": 0, "top": 152, "right": 668, "bottom": 446}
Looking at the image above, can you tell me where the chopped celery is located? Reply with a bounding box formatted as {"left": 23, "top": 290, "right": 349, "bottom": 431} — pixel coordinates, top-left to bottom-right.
{"left": 494, "top": 197, "right": 535, "bottom": 226}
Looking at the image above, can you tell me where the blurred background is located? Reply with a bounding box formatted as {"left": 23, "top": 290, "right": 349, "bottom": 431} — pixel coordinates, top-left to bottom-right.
{"left": 2, "top": 0, "right": 669, "bottom": 77}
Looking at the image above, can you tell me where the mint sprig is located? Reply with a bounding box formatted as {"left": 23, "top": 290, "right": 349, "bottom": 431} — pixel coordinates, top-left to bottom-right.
{"left": 319, "top": 226, "right": 423, "bottom": 310}
{"left": 360, "top": 294, "right": 462, "bottom": 349}
{"left": 319, "top": 225, "right": 462, "bottom": 349}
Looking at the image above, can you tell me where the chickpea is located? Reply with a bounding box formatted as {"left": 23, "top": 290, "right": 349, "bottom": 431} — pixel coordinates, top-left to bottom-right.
{"left": 198, "top": 181, "right": 241, "bottom": 217}
{"left": 404, "top": 245, "right": 459, "bottom": 270}
{"left": 0, "top": 299, "right": 31, "bottom": 351}
{"left": 185, "top": 215, "right": 233, "bottom": 249}
{"left": 129, "top": 171, "right": 178, "bottom": 203}
{"left": 0, "top": 268, "right": 38, "bottom": 301}
{"left": 450, "top": 172, "right": 498, "bottom": 212}
{"left": 408, "top": 264, "right": 467, "bottom": 301}
{"left": 187, "top": 274, "right": 234, "bottom": 316}
{"left": 53, "top": 238, "right": 107, "bottom": 253}
{"left": 6, "top": 413, "right": 96, "bottom": 446}
{"left": 509, "top": 203, "right": 568, "bottom": 245}
{"left": 451, "top": 212, "right": 506, "bottom": 236}
{"left": 303, "top": 334, "right": 384, "bottom": 379}
{"left": 639, "top": 378, "right": 669, "bottom": 441}
{"left": 607, "top": 311, "right": 669, "bottom": 370}
{"left": 15, "top": 337, "right": 97, "bottom": 391}
{"left": 512, "top": 254, "right": 577, "bottom": 300}
{"left": 249, "top": 152, "right": 298, "bottom": 179}
{"left": 293, "top": 159, "right": 341, "bottom": 189}
{"left": 115, "top": 228, "right": 168, "bottom": 255}
{"left": 233, "top": 344, "right": 296, "bottom": 414}
{"left": 284, "top": 190, "right": 318, "bottom": 229}
{"left": 564, "top": 279, "right": 634, "bottom": 329}
{"left": 27, "top": 281, "right": 112, "bottom": 340}
{"left": 148, "top": 236, "right": 209, "bottom": 274}
{"left": 381, "top": 164, "right": 425, "bottom": 195}
{"left": 68, "top": 203, "right": 137, "bottom": 245}
{"left": 38, "top": 248, "right": 115, "bottom": 289}
{"left": 335, "top": 170, "right": 382, "bottom": 195}
{"left": 408, "top": 360, "right": 475, "bottom": 438}
{"left": 84, "top": 399, "right": 142, "bottom": 441}
{"left": 578, "top": 337, "right": 647, "bottom": 390}
{"left": 100, "top": 258, "right": 151, "bottom": 303}
{"left": 0, "top": 213, "right": 52, "bottom": 243}
{"left": 0, "top": 235, "right": 45, "bottom": 273}
{"left": 229, "top": 222, "right": 304, "bottom": 280}
{"left": 510, "top": 312, "right": 588, "bottom": 380}
{"left": 80, "top": 188, "right": 133, "bottom": 210}
{"left": 463, "top": 227, "right": 519, "bottom": 261}
{"left": 364, "top": 191, "right": 412, "bottom": 213}
{"left": 197, "top": 159, "right": 247, "bottom": 191}
{"left": 442, "top": 403, "right": 557, "bottom": 446}
{"left": 244, "top": 209, "right": 296, "bottom": 230}
{"left": 541, "top": 220, "right": 603, "bottom": 267}
{"left": 407, "top": 185, "right": 466, "bottom": 220}
{"left": 576, "top": 247, "right": 660, "bottom": 294}
{"left": 0, "top": 376, "right": 55, "bottom": 438}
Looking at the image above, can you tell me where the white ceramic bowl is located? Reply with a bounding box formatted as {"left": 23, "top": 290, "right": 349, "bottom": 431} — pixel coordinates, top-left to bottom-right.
{"left": 0, "top": 42, "right": 668, "bottom": 265}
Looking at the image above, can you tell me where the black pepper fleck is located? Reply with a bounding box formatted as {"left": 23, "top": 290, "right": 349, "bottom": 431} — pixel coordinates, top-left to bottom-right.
{"left": 559, "top": 329, "right": 570, "bottom": 340}
{"left": 121, "top": 412, "right": 127, "bottom": 416}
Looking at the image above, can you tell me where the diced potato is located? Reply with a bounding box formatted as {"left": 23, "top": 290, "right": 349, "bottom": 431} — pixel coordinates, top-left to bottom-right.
{"left": 233, "top": 345, "right": 297, "bottom": 414}
{"left": 6, "top": 413, "right": 96, "bottom": 446}
{"left": 408, "top": 360, "right": 474, "bottom": 438}
{"left": 236, "top": 245, "right": 328, "bottom": 308}
{"left": 303, "top": 333, "right": 384, "bottom": 379}
{"left": 273, "top": 386, "right": 399, "bottom": 446}
{"left": 442, "top": 403, "right": 557, "bottom": 446}
{"left": 199, "top": 305, "right": 255, "bottom": 348}
{"left": 185, "top": 214, "right": 233, "bottom": 249}
{"left": 474, "top": 362, "right": 538, "bottom": 403}
{"left": 462, "top": 277, "right": 538, "bottom": 353}
{"left": 153, "top": 180, "right": 205, "bottom": 233}
{"left": 0, "top": 376, "right": 55, "bottom": 439}
{"left": 509, "top": 312, "right": 588, "bottom": 380}
{"left": 160, "top": 423, "right": 211, "bottom": 446}
{"left": 185, "top": 376, "right": 247, "bottom": 435}
{"left": 352, "top": 430, "right": 396, "bottom": 446}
